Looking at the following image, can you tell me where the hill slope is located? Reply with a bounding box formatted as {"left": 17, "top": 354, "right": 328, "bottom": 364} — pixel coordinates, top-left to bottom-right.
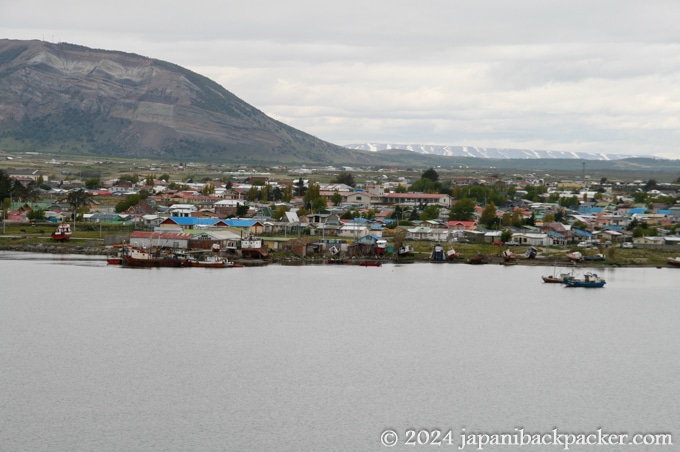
{"left": 0, "top": 39, "right": 372, "bottom": 164}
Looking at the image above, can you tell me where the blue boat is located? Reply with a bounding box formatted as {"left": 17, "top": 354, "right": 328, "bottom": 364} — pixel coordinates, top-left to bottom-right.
{"left": 564, "top": 272, "right": 606, "bottom": 288}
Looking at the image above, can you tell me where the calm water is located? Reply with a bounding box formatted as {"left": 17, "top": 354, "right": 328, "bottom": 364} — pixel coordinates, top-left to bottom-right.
{"left": 1, "top": 252, "right": 678, "bottom": 451}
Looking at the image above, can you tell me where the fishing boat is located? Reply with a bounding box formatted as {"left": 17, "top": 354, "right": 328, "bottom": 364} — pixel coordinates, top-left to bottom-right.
{"left": 667, "top": 257, "right": 680, "bottom": 267}
{"left": 446, "top": 248, "right": 460, "bottom": 260}
{"left": 431, "top": 243, "right": 446, "bottom": 261}
{"left": 374, "top": 239, "right": 387, "bottom": 256}
{"left": 107, "top": 256, "right": 122, "bottom": 265}
{"left": 185, "top": 254, "right": 231, "bottom": 268}
{"left": 525, "top": 247, "right": 538, "bottom": 259}
{"left": 51, "top": 223, "right": 72, "bottom": 242}
{"left": 398, "top": 245, "right": 414, "bottom": 256}
{"left": 502, "top": 249, "right": 516, "bottom": 262}
{"left": 564, "top": 272, "right": 606, "bottom": 288}
{"left": 120, "top": 246, "right": 186, "bottom": 267}
{"left": 467, "top": 254, "right": 487, "bottom": 265}
{"left": 566, "top": 251, "right": 583, "bottom": 262}
{"left": 583, "top": 253, "right": 605, "bottom": 261}
{"left": 542, "top": 266, "right": 575, "bottom": 283}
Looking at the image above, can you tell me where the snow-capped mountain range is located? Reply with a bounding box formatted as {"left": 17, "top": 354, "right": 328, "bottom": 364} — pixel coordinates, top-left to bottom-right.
{"left": 344, "top": 143, "right": 644, "bottom": 160}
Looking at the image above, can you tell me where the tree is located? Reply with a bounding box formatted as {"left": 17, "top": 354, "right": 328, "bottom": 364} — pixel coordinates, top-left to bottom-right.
{"left": 66, "top": 190, "right": 93, "bottom": 218}
{"left": 282, "top": 185, "right": 293, "bottom": 203}
{"left": 159, "top": 173, "right": 171, "bottom": 182}
{"left": 421, "top": 168, "right": 439, "bottom": 182}
{"left": 295, "top": 178, "right": 306, "bottom": 197}
{"left": 480, "top": 202, "right": 497, "bottom": 229}
{"left": 85, "top": 178, "right": 101, "bottom": 190}
{"left": 246, "top": 186, "right": 259, "bottom": 202}
{"left": 303, "top": 181, "right": 322, "bottom": 210}
{"left": 449, "top": 198, "right": 476, "bottom": 221}
{"left": 409, "top": 178, "right": 441, "bottom": 193}
{"left": 330, "top": 190, "right": 342, "bottom": 206}
{"left": 420, "top": 205, "right": 440, "bottom": 221}
{"left": 145, "top": 175, "right": 155, "bottom": 186}
{"left": 331, "top": 172, "right": 356, "bottom": 187}
{"left": 201, "top": 183, "right": 215, "bottom": 196}
{"left": 27, "top": 208, "right": 45, "bottom": 221}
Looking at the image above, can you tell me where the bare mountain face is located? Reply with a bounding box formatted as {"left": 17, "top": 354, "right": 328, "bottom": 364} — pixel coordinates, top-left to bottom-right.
{"left": 0, "top": 39, "right": 373, "bottom": 164}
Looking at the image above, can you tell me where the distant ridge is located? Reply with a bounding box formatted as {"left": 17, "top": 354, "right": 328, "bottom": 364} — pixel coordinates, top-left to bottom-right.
{"left": 0, "top": 39, "right": 373, "bottom": 165}
{"left": 344, "top": 143, "right": 646, "bottom": 161}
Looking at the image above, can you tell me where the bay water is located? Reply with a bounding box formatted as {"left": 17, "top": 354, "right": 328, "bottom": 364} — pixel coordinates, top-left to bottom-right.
{"left": 1, "top": 252, "right": 678, "bottom": 451}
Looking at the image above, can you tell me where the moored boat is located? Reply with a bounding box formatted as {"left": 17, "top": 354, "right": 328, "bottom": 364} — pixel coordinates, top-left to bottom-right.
{"left": 667, "top": 257, "right": 680, "bottom": 267}
{"left": 542, "top": 269, "right": 575, "bottom": 283}
{"left": 398, "top": 245, "right": 414, "bottom": 256}
{"left": 120, "top": 246, "right": 186, "bottom": 267}
{"left": 446, "top": 248, "right": 460, "bottom": 260}
{"left": 359, "top": 261, "right": 382, "bottom": 267}
{"left": 525, "top": 247, "right": 538, "bottom": 259}
{"left": 566, "top": 251, "right": 583, "bottom": 262}
{"left": 52, "top": 223, "right": 72, "bottom": 242}
{"left": 467, "top": 253, "right": 487, "bottom": 265}
{"left": 564, "top": 272, "right": 606, "bottom": 288}
{"left": 502, "top": 249, "right": 516, "bottom": 262}
{"left": 431, "top": 243, "right": 445, "bottom": 261}
{"left": 374, "top": 239, "right": 387, "bottom": 256}
{"left": 583, "top": 253, "right": 605, "bottom": 261}
{"left": 185, "top": 254, "right": 231, "bottom": 268}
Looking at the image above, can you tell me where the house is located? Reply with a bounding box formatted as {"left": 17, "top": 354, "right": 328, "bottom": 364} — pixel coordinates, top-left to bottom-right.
{"left": 384, "top": 193, "right": 453, "bottom": 208}
{"left": 511, "top": 233, "right": 552, "bottom": 247}
{"left": 406, "top": 226, "right": 449, "bottom": 242}
{"left": 338, "top": 221, "right": 371, "bottom": 239}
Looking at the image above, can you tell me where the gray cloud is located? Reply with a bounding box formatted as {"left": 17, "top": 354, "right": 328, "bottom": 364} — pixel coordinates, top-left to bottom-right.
{"left": 3, "top": 0, "right": 680, "bottom": 158}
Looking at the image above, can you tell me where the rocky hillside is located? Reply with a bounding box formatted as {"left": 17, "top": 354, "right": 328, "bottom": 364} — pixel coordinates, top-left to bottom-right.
{"left": 0, "top": 39, "right": 372, "bottom": 164}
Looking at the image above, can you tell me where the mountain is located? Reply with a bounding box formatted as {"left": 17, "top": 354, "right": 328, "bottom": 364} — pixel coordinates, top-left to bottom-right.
{"left": 0, "top": 39, "right": 374, "bottom": 164}
{"left": 344, "top": 143, "right": 643, "bottom": 161}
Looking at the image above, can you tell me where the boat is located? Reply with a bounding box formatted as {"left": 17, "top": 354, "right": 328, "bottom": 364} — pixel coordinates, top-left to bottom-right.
{"left": 566, "top": 251, "right": 583, "bottom": 262}
{"left": 431, "top": 243, "right": 446, "bottom": 261}
{"left": 398, "top": 245, "right": 414, "bottom": 256}
{"left": 564, "top": 272, "right": 606, "bottom": 288}
{"left": 583, "top": 253, "right": 605, "bottom": 261}
{"left": 185, "top": 254, "right": 231, "bottom": 268}
{"left": 467, "top": 254, "right": 487, "bottom": 265}
{"left": 446, "top": 248, "right": 460, "bottom": 260}
{"left": 51, "top": 223, "right": 72, "bottom": 242}
{"left": 107, "top": 256, "right": 122, "bottom": 265}
{"left": 667, "top": 257, "right": 680, "bottom": 267}
{"left": 501, "top": 249, "right": 516, "bottom": 262}
{"left": 542, "top": 268, "right": 575, "bottom": 283}
{"left": 374, "top": 239, "right": 387, "bottom": 256}
{"left": 120, "top": 246, "right": 186, "bottom": 267}
{"left": 525, "top": 247, "right": 538, "bottom": 259}
{"left": 359, "top": 261, "right": 382, "bottom": 267}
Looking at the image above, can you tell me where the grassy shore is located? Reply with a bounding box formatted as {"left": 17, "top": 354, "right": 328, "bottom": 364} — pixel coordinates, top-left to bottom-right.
{"left": 2, "top": 224, "right": 677, "bottom": 267}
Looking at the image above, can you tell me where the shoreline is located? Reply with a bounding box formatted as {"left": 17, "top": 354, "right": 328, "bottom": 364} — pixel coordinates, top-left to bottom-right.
{"left": 0, "top": 244, "right": 670, "bottom": 269}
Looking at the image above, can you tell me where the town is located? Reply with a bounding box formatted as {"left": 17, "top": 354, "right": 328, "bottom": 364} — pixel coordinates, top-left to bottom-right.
{"left": 2, "top": 160, "right": 680, "bottom": 267}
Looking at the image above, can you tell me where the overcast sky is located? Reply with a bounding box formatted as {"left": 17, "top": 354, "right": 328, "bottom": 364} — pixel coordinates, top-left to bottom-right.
{"left": 3, "top": 1, "right": 680, "bottom": 158}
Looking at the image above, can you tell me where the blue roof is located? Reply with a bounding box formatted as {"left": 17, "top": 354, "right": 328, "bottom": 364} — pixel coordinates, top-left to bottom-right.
{"left": 224, "top": 219, "right": 259, "bottom": 228}
{"left": 628, "top": 207, "right": 646, "bottom": 215}
{"left": 657, "top": 209, "right": 671, "bottom": 215}
{"left": 572, "top": 229, "right": 592, "bottom": 237}
{"left": 578, "top": 207, "right": 604, "bottom": 214}
{"left": 169, "top": 217, "right": 218, "bottom": 226}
